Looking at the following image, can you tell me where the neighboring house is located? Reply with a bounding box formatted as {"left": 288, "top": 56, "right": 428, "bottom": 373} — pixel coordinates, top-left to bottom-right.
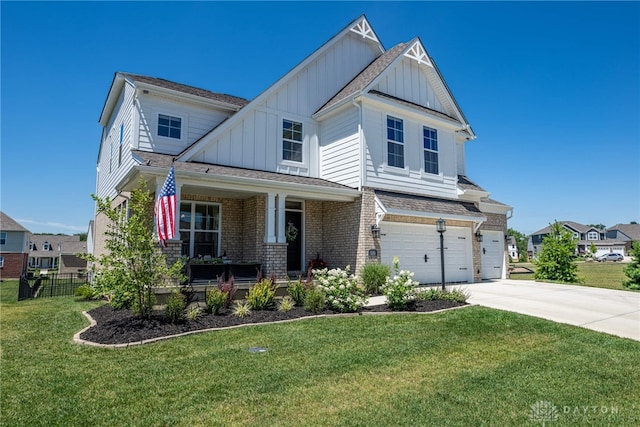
{"left": 606, "top": 223, "right": 640, "bottom": 253}
{"left": 0, "top": 211, "right": 30, "bottom": 279}
{"left": 507, "top": 236, "right": 519, "bottom": 261}
{"left": 91, "top": 16, "right": 512, "bottom": 284}
{"left": 528, "top": 221, "right": 627, "bottom": 258}
{"left": 28, "top": 235, "right": 87, "bottom": 274}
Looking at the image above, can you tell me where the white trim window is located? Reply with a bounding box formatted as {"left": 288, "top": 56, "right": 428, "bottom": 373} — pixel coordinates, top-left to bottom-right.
{"left": 0, "top": 232, "right": 6, "bottom": 245}
{"left": 29, "top": 241, "right": 34, "bottom": 251}
{"left": 158, "top": 114, "right": 182, "bottom": 139}
{"left": 423, "top": 126, "right": 439, "bottom": 175}
{"left": 43, "top": 241, "right": 51, "bottom": 251}
{"left": 179, "top": 202, "right": 221, "bottom": 258}
{"left": 587, "top": 231, "right": 599, "bottom": 240}
{"left": 387, "top": 116, "right": 404, "bottom": 168}
{"left": 0, "top": 256, "right": 4, "bottom": 268}
{"left": 282, "top": 119, "right": 303, "bottom": 162}
{"left": 119, "top": 123, "right": 124, "bottom": 167}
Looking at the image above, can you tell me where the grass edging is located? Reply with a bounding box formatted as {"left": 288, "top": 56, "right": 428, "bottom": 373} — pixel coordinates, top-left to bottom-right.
{"left": 73, "top": 304, "right": 475, "bottom": 349}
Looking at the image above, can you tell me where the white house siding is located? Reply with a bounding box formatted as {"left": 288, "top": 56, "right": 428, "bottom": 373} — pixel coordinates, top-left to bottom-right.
{"left": 361, "top": 103, "right": 459, "bottom": 198}
{"left": 96, "top": 82, "right": 137, "bottom": 200}
{"left": 190, "top": 33, "right": 379, "bottom": 177}
{"left": 373, "top": 57, "right": 445, "bottom": 114}
{"left": 319, "top": 107, "right": 361, "bottom": 188}
{"left": 136, "top": 93, "right": 231, "bottom": 155}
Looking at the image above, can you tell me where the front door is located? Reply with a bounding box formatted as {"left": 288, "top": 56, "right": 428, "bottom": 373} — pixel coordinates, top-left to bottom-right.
{"left": 285, "top": 210, "right": 303, "bottom": 272}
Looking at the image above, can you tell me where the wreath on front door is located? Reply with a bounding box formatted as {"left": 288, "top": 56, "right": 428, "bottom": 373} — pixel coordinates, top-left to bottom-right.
{"left": 285, "top": 222, "right": 299, "bottom": 242}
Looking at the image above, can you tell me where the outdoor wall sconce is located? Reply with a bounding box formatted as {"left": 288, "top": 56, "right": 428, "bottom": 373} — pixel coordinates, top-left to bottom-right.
{"left": 476, "top": 231, "right": 483, "bottom": 242}
{"left": 371, "top": 224, "right": 381, "bottom": 239}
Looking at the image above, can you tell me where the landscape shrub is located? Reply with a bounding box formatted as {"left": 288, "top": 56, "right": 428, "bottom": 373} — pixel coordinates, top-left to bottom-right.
{"left": 277, "top": 296, "right": 295, "bottom": 312}
{"left": 313, "top": 266, "right": 368, "bottom": 313}
{"left": 303, "top": 287, "right": 326, "bottom": 313}
{"left": 186, "top": 306, "right": 203, "bottom": 321}
{"left": 217, "top": 276, "right": 237, "bottom": 308}
{"left": 534, "top": 221, "right": 582, "bottom": 283}
{"left": 623, "top": 242, "right": 640, "bottom": 290}
{"left": 287, "top": 278, "right": 308, "bottom": 306}
{"left": 232, "top": 300, "right": 251, "bottom": 317}
{"left": 382, "top": 257, "right": 418, "bottom": 310}
{"left": 417, "top": 287, "right": 441, "bottom": 301}
{"left": 417, "top": 287, "right": 469, "bottom": 303}
{"left": 246, "top": 278, "right": 277, "bottom": 310}
{"left": 205, "top": 288, "right": 228, "bottom": 314}
{"left": 74, "top": 285, "right": 101, "bottom": 300}
{"left": 165, "top": 290, "right": 186, "bottom": 323}
{"left": 360, "top": 262, "right": 390, "bottom": 294}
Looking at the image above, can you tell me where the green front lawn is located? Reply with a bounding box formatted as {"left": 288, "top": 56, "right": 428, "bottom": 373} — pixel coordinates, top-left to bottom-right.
{"left": 2, "top": 294, "right": 639, "bottom": 426}
{"left": 510, "top": 261, "right": 631, "bottom": 290}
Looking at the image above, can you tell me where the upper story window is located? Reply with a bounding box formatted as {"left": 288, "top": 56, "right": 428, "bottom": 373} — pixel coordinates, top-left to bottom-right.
{"left": 587, "top": 231, "right": 598, "bottom": 240}
{"left": 282, "top": 119, "right": 303, "bottom": 162}
{"left": 387, "top": 116, "right": 404, "bottom": 168}
{"left": 29, "top": 241, "right": 34, "bottom": 250}
{"left": 423, "top": 126, "right": 439, "bottom": 175}
{"left": 0, "top": 232, "right": 6, "bottom": 245}
{"left": 158, "top": 114, "right": 182, "bottom": 139}
{"left": 43, "top": 241, "right": 51, "bottom": 251}
{"left": 119, "top": 123, "right": 124, "bottom": 167}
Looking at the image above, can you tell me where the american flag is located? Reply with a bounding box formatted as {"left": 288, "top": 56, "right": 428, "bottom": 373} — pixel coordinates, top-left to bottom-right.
{"left": 155, "top": 166, "right": 176, "bottom": 245}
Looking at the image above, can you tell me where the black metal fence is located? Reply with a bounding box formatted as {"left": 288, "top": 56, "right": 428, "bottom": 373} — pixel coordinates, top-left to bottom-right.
{"left": 18, "top": 273, "right": 89, "bottom": 300}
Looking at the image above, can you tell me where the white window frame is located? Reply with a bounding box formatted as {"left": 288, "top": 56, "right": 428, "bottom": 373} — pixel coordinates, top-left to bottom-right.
{"left": 422, "top": 126, "right": 439, "bottom": 175}
{"left": 119, "top": 123, "right": 124, "bottom": 167}
{"left": 281, "top": 118, "right": 304, "bottom": 164}
{"left": 43, "top": 241, "right": 51, "bottom": 251}
{"left": 587, "top": 231, "right": 598, "bottom": 240}
{"left": 0, "top": 256, "right": 4, "bottom": 268}
{"left": 0, "top": 232, "right": 6, "bottom": 245}
{"left": 386, "top": 115, "right": 405, "bottom": 169}
{"left": 157, "top": 113, "right": 183, "bottom": 140}
{"left": 29, "top": 241, "right": 34, "bottom": 251}
{"left": 179, "top": 201, "right": 222, "bottom": 258}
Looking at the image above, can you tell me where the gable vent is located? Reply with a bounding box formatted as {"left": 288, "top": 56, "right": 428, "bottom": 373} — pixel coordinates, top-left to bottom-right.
{"left": 350, "top": 18, "right": 378, "bottom": 43}
{"left": 404, "top": 41, "right": 433, "bottom": 67}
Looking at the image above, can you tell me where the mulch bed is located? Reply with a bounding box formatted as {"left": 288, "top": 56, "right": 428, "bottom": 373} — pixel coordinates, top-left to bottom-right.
{"left": 79, "top": 300, "right": 467, "bottom": 345}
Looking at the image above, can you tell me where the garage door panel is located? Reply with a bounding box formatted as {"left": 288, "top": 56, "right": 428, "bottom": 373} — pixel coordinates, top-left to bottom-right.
{"left": 381, "top": 222, "right": 472, "bottom": 284}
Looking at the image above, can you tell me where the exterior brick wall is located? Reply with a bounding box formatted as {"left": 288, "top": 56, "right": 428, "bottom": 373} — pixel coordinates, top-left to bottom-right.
{"left": 305, "top": 200, "right": 324, "bottom": 270}
{"left": 0, "top": 253, "right": 28, "bottom": 279}
{"left": 322, "top": 198, "right": 362, "bottom": 272}
{"left": 262, "top": 243, "right": 287, "bottom": 278}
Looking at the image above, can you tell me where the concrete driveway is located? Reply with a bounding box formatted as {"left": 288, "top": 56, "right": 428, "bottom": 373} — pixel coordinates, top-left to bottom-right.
{"left": 458, "top": 280, "right": 640, "bottom": 341}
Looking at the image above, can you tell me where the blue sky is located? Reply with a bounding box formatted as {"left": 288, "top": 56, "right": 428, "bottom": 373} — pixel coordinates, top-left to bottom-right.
{"left": 2, "top": 1, "right": 638, "bottom": 236}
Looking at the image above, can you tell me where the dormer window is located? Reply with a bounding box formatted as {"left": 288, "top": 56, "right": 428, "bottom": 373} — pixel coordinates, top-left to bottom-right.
{"left": 158, "top": 114, "right": 181, "bottom": 139}
{"left": 282, "top": 119, "right": 303, "bottom": 162}
{"left": 29, "top": 241, "right": 34, "bottom": 250}
{"left": 387, "top": 116, "right": 404, "bottom": 168}
{"left": 587, "top": 231, "right": 598, "bottom": 240}
{"left": 43, "top": 241, "right": 51, "bottom": 251}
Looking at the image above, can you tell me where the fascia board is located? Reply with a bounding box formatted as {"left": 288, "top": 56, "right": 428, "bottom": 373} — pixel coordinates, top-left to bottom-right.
{"left": 179, "top": 16, "right": 384, "bottom": 161}
{"left": 361, "top": 94, "right": 463, "bottom": 130}
{"left": 479, "top": 201, "right": 513, "bottom": 215}
{"left": 98, "top": 73, "right": 126, "bottom": 126}
{"left": 134, "top": 81, "right": 243, "bottom": 112}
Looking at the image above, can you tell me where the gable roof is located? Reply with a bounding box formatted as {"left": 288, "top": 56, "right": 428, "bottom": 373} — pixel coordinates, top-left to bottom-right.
{"left": 178, "top": 15, "right": 385, "bottom": 161}
{"left": 608, "top": 223, "right": 640, "bottom": 241}
{"left": 29, "top": 235, "right": 87, "bottom": 256}
{"left": 0, "top": 211, "right": 30, "bottom": 232}
{"left": 531, "top": 221, "right": 592, "bottom": 236}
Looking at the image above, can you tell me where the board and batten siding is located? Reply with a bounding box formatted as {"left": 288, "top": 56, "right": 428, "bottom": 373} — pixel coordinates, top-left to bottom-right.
{"left": 320, "top": 106, "right": 361, "bottom": 188}
{"left": 96, "top": 82, "right": 137, "bottom": 200}
{"left": 136, "top": 93, "right": 231, "bottom": 155}
{"left": 362, "top": 103, "right": 459, "bottom": 198}
{"left": 189, "top": 32, "right": 379, "bottom": 177}
{"left": 373, "top": 57, "right": 445, "bottom": 114}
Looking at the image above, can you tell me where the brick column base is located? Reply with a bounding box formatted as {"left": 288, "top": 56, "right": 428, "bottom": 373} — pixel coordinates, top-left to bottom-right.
{"left": 162, "top": 240, "right": 183, "bottom": 266}
{"left": 262, "top": 243, "right": 288, "bottom": 279}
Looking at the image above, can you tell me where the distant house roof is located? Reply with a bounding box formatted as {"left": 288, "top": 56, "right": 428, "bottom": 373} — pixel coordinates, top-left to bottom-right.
{"left": 531, "top": 221, "right": 592, "bottom": 236}
{"left": 121, "top": 73, "right": 250, "bottom": 108}
{"left": 607, "top": 223, "right": 640, "bottom": 241}
{"left": 29, "top": 235, "right": 87, "bottom": 257}
{"left": 375, "top": 190, "right": 486, "bottom": 221}
{"left": 0, "top": 211, "right": 30, "bottom": 232}
{"left": 60, "top": 254, "right": 87, "bottom": 269}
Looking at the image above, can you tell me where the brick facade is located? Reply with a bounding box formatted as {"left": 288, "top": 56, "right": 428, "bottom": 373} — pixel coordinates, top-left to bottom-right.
{"left": 0, "top": 253, "right": 28, "bottom": 279}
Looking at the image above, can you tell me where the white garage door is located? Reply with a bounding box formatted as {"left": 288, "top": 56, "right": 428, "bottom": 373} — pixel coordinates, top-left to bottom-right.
{"left": 380, "top": 222, "right": 472, "bottom": 284}
{"left": 481, "top": 230, "right": 505, "bottom": 279}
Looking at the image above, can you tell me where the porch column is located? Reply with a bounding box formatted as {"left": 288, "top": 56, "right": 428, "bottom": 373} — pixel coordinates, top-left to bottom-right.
{"left": 265, "top": 193, "right": 277, "bottom": 243}
{"left": 276, "top": 193, "right": 287, "bottom": 243}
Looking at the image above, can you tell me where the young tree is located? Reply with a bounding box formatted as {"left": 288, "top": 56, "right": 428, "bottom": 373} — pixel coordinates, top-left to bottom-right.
{"left": 533, "top": 221, "right": 581, "bottom": 283}
{"left": 622, "top": 242, "right": 640, "bottom": 290}
{"left": 83, "top": 180, "right": 185, "bottom": 318}
{"left": 507, "top": 228, "right": 529, "bottom": 262}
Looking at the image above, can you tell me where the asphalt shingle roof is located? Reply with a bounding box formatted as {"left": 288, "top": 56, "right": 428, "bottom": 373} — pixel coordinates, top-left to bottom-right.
{"left": 134, "top": 151, "right": 357, "bottom": 191}
{"left": 122, "top": 73, "right": 250, "bottom": 108}
{"left": 375, "top": 190, "right": 485, "bottom": 219}
{"left": 0, "top": 211, "right": 30, "bottom": 232}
